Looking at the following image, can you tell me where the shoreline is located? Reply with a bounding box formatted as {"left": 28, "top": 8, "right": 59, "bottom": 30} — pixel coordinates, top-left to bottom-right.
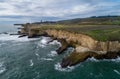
{"left": 16, "top": 23, "right": 120, "bottom": 68}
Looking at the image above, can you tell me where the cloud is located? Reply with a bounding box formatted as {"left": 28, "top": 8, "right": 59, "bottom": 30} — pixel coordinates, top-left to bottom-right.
{"left": 0, "top": 0, "right": 120, "bottom": 24}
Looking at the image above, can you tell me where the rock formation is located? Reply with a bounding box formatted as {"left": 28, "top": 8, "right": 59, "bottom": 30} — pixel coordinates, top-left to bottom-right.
{"left": 18, "top": 24, "right": 120, "bottom": 68}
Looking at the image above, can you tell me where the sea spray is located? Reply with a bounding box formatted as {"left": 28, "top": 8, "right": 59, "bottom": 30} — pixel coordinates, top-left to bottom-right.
{"left": 30, "top": 59, "right": 34, "bottom": 67}
{"left": 114, "top": 69, "right": 120, "bottom": 75}
{"left": 0, "top": 34, "right": 40, "bottom": 42}
{"left": 41, "top": 58, "right": 53, "bottom": 61}
{"left": 0, "top": 62, "right": 6, "bottom": 74}
{"left": 54, "top": 63, "right": 75, "bottom": 72}
{"left": 47, "top": 51, "right": 57, "bottom": 57}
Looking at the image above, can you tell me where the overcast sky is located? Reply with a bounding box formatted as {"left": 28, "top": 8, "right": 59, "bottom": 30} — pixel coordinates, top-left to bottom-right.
{"left": 0, "top": 0, "right": 120, "bottom": 24}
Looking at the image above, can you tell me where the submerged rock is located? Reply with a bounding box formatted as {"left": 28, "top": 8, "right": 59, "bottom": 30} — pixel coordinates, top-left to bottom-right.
{"left": 19, "top": 34, "right": 27, "bottom": 38}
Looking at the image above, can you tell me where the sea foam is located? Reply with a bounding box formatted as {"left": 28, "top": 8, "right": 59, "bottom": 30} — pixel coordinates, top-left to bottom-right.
{"left": 114, "top": 69, "right": 120, "bottom": 75}
{"left": 49, "top": 40, "right": 61, "bottom": 47}
{"left": 37, "top": 37, "right": 52, "bottom": 48}
{"left": 48, "top": 51, "right": 57, "bottom": 57}
{"left": 41, "top": 58, "right": 53, "bottom": 61}
{"left": 54, "top": 63, "right": 75, "bottom": 72}
{"left": 30, "top": 59, "right": 34, "bottom": 67}
{"left": 87, "top": 56, "right": 120, "bottom": 63}
{"left": 0, "top": 62, "right": 6, "bottom": 74}
{"left": 0, "top": 34, "right": 40, "bottom": 42}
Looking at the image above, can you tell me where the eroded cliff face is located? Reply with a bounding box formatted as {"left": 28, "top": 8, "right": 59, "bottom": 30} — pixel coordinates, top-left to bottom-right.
{"left": 45, "top": 29, "right": 120, "bottom": 52}
{"left": 45, "top": 29, "right": 120, "bottom": 67}
{"left": 19, "top": 26, "right": 120, "bottom": 68}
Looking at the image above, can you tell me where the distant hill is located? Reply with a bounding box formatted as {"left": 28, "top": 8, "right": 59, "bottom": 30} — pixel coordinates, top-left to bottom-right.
{"left": 17, "top": 15, "right": 120, "bottom": 25}
{"left": 57, "top": 16, "right": 120, "bottom": 25}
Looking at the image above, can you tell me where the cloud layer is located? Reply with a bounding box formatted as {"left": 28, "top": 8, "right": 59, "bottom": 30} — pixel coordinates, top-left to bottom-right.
{"left": 0, "top": 0, "right": 120, "bottom": 24}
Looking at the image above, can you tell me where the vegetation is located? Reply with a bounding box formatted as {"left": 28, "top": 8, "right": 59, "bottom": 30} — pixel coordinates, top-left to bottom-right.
{"left": 85, "top": 28, "right": 120, "bottom": 41}
{"left": 57, "top": 16, "right": 120, "bottom": 25}
{"left": 35, "top": 24, "right": 120, "bottom": 41}
{"left": 21, "top": 15, "right": 120, "bottom": 42}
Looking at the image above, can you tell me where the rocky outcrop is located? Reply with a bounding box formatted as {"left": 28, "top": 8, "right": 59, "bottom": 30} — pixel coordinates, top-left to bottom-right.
{"left": 45, "top": 29, "right": 120, "bottom": 67}
{"left": 56, "top": 39, "right": 69, "bottom": 54}
{"left": 45, "top": 29, "right": 120, "bottom": 52}
{"left": 61, "top": 46, "right": 120, "bottom": 68}
{"left": 19, "top": 25, "right": 120, "bottom": 68}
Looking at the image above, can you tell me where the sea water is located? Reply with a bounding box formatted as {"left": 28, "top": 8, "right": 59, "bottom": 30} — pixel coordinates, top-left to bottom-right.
{"left": 0, "top": 25, "right": 120, "bottom": 79}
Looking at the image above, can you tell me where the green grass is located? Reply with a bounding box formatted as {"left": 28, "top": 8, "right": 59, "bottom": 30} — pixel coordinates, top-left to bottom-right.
{"left": 85, "top": 28, "right": 120, "bottom": 41}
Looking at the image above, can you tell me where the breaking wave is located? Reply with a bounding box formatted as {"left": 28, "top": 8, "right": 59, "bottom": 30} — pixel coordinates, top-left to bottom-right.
{"left": 30, "top": 59, "right": 34, "bottom": 67}
{"left": 41, "top": 58, "right": 53, "bottom": 61}
{"left": 87, "top": 57, "right": 120, "bottom": 63}
{"left": 49, "top": 40, "right": 61, "bottom": 47}
{"left": 37, "top": 37, "right": 61, "bottom": 48}
{"left": 0, "top": 62, "right": 6, "bottom": 74}
{"left": 54, "top": 63, "right": 75, "bottom": 72}
{"left": 87, "top": 57, "right": 99, "bottom": 62}
{"left": 0, "top": 34, "right": 40, "bottom": 42}
{"left": 114, "top": 69, "right": 120, "bottom": 75}
{"left": 48, "top": 51, "right": 57, "bottom": 57}
{"left": 37, "top": 37, "right": 52, "bottom": 48}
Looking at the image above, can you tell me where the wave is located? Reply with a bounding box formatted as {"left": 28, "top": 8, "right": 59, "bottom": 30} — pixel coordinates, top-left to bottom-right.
{"left": 48, "top": 51, "right": 57, "bottom": 57}
{"left": 100, "top": 57, "right": 120, "bottom": 62}
{"left": 87, "top": 57, "right": 120, "bottom": 63}
{"left": 54, "top": 63, "right": 75, "bottom": 72}
{"left": 35, "top": 53, "right": 40, "bottom": 57}
{"left": 35, "top": 53, "right": 40, "bottom": 60}
{"left": 0, "top": 34, "right": 40, "bottom": 42}
{"left": 37, "top": 37, "right": 52, "bottom": 48}
{"left": 39, "top": 37, "right": 52, "bottom": 44}
{"left": 37, "top": 37, "right": 61, "bottom": 48}
{"left": 0, "top": 62, "right": 6, "bottom": 74}
{"left": 49, "top": 40, "right": 61, "bottom": 47}
{"left": 114, "top": 69, "right": 120, "bottom": 75}
{"left": 41, "top": 58, "right": 53, "bottom": 61}
{"left": 30, "top": 59, "right": 34, "bottom": 67}
{"left": 87, "top": 57, "right": 99, "bottom": 62}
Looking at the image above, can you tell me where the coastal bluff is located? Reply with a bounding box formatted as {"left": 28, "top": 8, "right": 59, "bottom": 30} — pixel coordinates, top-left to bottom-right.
{"left": 18, "top": 23, "right": 120, "bottom": 68}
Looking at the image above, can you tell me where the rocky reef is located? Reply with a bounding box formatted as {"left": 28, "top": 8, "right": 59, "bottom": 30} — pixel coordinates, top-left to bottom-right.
{"left": 18, "top": 24, "right": 120, "bottom": 68}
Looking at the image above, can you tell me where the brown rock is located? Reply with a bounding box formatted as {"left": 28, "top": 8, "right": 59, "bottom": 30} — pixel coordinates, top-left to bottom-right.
{"left": 61, "top": 51, "right": 90, "bottom": 68}
{"left": 56, "top": 39, "right": 69, "bottom": 54}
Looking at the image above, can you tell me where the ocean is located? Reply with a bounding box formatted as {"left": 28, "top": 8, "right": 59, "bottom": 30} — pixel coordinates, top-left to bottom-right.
{"left": 0, "top": 25, "right": 120, "bottom": 79}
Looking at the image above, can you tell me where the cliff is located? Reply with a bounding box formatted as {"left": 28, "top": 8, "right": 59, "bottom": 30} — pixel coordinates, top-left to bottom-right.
{"left": 44, "top": 30, "right": 120, "bottom": 67}
{"left": 18, "top": 24, "right": 120, "bottom": 68}
{"left": 45, "top": 30, "right": 120, "bottom": 52}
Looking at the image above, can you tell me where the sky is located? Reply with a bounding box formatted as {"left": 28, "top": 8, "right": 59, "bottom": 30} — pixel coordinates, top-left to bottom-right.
{"left": 0, "top": 0, "right": 120, "bottom": 25}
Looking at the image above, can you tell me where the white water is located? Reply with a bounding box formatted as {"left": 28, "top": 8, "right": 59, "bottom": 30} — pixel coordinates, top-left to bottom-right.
{"left": 38, "top": 37, "right": 61, "bottom": 48}
{"left": 0, "top": 62, "right": 6, "bottom": 74}
{"left": 39, "top": 37, "right": 52, "bottom": 44}
{"left": 114, "top": 69, "right": 120, "bottom": 75}
{"left": 87, "top": 57, "right": 99, "bottom": 62}
{"left": 41, "top": 58, "right": 53, "bottom": 61}
{"left": 35, "top": 53, "right": 40, "bottom": 57}
{"left": 54, "top": 63, "right": 75, "bottom": 72}
{"left": 48, "top": 51, "right": 57, "bottom": 57}
{"left": 0, "top": 34, "right": 40, "bottom": 42}
{"left": 37, "top": 37, "right": 52, "bottom": 48}
{"left": 49, "top": 40, "right": 61, "bottom": 47}
{"left": 30, "top": 59, "right": 34, "bottom": 67}
{"left": 87, "top": 57, "right": 120, "bottom": 63}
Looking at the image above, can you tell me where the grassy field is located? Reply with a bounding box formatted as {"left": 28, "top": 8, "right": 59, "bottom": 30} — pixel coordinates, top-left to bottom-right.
{"left": 85, "top": 28, "right": 120, "bottom": 41}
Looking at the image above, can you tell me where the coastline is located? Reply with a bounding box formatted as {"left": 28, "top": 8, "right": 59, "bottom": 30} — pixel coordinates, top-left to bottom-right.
{"left": 17, "top": 23, "right": 120, "bottom": 68}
